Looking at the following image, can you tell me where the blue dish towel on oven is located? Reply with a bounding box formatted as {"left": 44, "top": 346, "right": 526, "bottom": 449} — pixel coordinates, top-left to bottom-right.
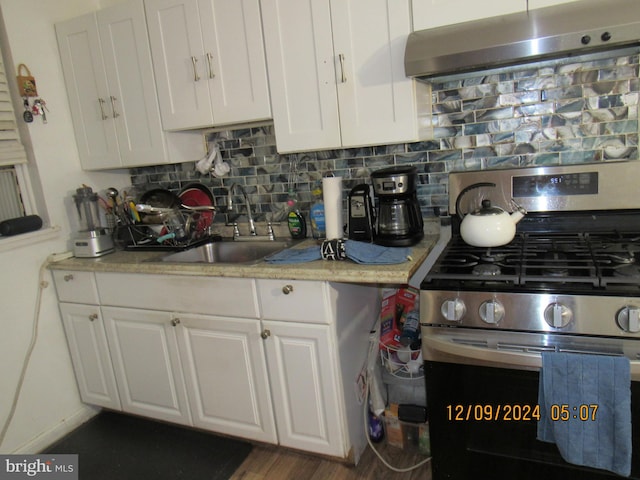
{"left": 537, "top": 352, "right": 632, "bottom": 477}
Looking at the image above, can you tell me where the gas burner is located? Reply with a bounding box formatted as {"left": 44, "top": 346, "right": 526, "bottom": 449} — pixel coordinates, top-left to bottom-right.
{"left": 542, "top": 251, "right": 569, "bottom": 277}
{"left": 480, "top": 250, "right": 507, "bottom": 263}
{"left": 614, "top": 264, "right": 640, "bottom": 278}
{"left": 473, "top": 264, "right": 502, "bottom": 276}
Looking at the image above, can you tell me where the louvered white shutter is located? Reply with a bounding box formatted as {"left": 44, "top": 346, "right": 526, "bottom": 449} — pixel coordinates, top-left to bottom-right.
{"left": 0, "top": 46, "right": 27, "bottom": 167}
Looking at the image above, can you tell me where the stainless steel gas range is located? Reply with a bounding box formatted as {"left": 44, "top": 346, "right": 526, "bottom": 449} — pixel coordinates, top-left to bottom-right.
{"left": 419, "top": 161, "right": 640, "bottom": 480}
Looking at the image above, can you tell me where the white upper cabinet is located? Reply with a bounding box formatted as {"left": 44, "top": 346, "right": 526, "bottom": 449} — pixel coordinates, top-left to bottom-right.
{"left": 261, "top": 0, "right": 417, "bottom": 153}
{"left": 56, "top": 0, "right": 203, "bottom": 170}
{"left": 145, "top": 0, "right": 272, "bottom": 130}
{"left": 412, "top": 0, "right": 525, "bottom": 30}
{"left": 57, "top": 1, "right": 165, "bottom": 169}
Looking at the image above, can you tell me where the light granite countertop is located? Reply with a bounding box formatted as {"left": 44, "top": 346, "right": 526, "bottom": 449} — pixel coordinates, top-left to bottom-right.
{"left": 49, "top": 222, "right": 441, "bottom": 286}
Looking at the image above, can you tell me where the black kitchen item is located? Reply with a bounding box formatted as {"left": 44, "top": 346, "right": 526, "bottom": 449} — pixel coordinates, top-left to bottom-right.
{"left": 347, "top": 183, "right": 375, "bottom": 242}
{"left": 371, "top": 166, "right": 423, "bottom": 247}
{"left": 0, "top": 214, "right": 42, "bottom": 236}
{"left": 419, "top": 162, "right": 640, "bottom": 480}
{"left": 139, "top": 188, "right": 181, "bottom": 224}
{"left": 43, "top": 411, "right": 252, "bottom": 480}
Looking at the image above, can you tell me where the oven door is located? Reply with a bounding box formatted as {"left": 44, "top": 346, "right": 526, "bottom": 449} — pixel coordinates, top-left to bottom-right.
{"left": 423, "top": 329, "right": 640, "bottom": 480}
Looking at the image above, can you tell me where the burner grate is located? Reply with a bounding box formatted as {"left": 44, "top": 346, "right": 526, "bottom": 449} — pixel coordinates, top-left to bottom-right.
{"left": 424, "top": 231, "right": 640, "bottom": 293}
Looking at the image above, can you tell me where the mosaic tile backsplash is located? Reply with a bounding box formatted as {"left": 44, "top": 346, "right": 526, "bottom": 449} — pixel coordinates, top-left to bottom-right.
{"left": 130, "top": 48, "right": 639, "bottom": 227}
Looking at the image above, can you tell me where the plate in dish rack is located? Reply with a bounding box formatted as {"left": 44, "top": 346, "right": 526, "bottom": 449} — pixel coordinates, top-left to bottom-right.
{"left": 179, "top": 183, "right": 215, "bottom": 237}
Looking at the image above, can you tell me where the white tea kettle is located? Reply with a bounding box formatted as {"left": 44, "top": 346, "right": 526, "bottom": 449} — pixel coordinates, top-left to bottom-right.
{"left": 456, "top": 182, "right": 527, "bottom": 247}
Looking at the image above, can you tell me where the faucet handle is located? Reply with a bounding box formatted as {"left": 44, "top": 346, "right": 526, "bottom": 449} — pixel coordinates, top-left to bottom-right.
{"left": 266, "top": 222, "right": 275, "bottom": 241}
{"left": 232, "top": 222, "right": 240, "bottom": 238}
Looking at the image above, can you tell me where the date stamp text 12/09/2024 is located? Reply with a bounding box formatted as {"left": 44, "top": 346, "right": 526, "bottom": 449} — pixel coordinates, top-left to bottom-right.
{"left": 446, "top": 404, "right": 599, "bottom": 422}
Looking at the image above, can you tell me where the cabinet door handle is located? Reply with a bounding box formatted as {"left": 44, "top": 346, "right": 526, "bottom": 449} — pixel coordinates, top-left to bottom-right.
{"left": 206, "top": 52, "right": 215, "bottom": 79}
{"left": 63, "top": 274, "right": 74, "bottom": 282}
{"left": 109, "top": 96, "right": 120, "bottom": 118}
{"left": 191, "top": 56, "right": 200, "bottom": 81}
{"left": 282, "top": 285, "right": 294, "bottom": 295}
{"left": 261, "top": 329, "right": 271, "bottom": 339}
{"left": 171, "top": 318, "right": 181, "bottom": 327}
{"left": 98, "top": 98, "right": 108, "bottom": 120}
{"left": 338, "top": 53, "right": 347, "bottom": 83}
{"left": 88, "top": 313, "right": 98, "bottom": 322}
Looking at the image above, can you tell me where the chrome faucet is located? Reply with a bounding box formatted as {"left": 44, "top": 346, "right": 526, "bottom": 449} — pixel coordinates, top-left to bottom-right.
{"left": 227, "top": 183, "right": 257, "bottom": 237}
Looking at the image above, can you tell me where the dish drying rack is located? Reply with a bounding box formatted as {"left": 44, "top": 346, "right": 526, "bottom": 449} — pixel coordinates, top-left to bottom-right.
{"left": 112, "top": 204, "right": 218, "bottom": 251}
{"left": 379, "top": 341, "right": 424, "bottom": 379}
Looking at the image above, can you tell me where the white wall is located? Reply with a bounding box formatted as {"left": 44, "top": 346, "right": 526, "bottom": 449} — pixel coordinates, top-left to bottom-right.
{"left": 0, "top": 0, "right": 131, "bottom": 453}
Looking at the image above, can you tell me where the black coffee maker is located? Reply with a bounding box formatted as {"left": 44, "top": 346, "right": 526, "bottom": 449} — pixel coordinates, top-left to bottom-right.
{"left": 371, "top": 166, "right": 423, "bottom": 246}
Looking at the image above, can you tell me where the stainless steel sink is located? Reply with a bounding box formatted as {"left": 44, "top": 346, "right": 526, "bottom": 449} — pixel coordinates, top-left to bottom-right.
{"left": 159, "top": 239, "right": 298, "bottom": 264}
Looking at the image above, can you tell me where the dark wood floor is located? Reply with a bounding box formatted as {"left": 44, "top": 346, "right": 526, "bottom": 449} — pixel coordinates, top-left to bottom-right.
{"left": 229, "top": 442, "right": 432, "bottom": 480}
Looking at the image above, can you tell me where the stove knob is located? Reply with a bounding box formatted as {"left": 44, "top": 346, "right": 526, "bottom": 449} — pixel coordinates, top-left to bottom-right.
{"left": 441, "top": 299, "right": 466, "bottom": 322}
{"left": 616, "top": 306, "right": 640, "bottom": 333}
{"left": 479, "top": 300, "right": 504, "bottom": 325}
{"left": 544, "top": 303, "right": 573, "bottom": 329}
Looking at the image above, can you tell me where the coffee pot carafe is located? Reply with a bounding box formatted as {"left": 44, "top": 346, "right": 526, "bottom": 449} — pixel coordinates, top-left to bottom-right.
{"left": 371, "top": 166, "right": 423, "bottom": 247}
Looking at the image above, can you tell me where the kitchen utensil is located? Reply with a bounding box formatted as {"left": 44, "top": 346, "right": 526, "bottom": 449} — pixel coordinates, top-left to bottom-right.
{"left": 371, "top": 166, "right": 423, "bottom": 247}
{"left": 347, "top": 184, "right": 375, "bottom": 242}
{"left": 455, "top": 182, "right": 526, "bottom": 247}
{"left": 72, "top": 186, "right": 114, "bottom": 257}
{"left": 138, "top": 188, "right": 181, "bottom": 224}
{"left": 179, "top": 183, "right": 215, "bottom": 237}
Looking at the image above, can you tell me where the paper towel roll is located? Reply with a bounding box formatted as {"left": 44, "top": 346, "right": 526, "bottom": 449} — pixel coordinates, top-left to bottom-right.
{"left": 322, "top": 177, "right": 344, "bottom": 239}
{"left": 322, "top": 177, "right": 344, "bottom": 240}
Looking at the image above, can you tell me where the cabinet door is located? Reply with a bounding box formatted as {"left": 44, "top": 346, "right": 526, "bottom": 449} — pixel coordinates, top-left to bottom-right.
{"left": 261, "top": 0, "right": 341, "bottom": 153}
{"left": 145, "top": 0, "right": 213, "bottom": 130}
{"left": 412, "top": 0, "right": 525, "bottom": 30}
{"left": 56, "top": 13, "right": 121, "bottom": 170}
{"left": 97, "top": 0, "right": 168, "bottom": 166}
{"left": 59, "top": 303, "right": 121, "bottom": 410}
{"left": 330, "top": 0, "right": 417, "bottom": 147}
{"left": 198, "top": 0, "right": 272, "bottom": 125}
{"left": 263, "top": 320, "right": 346, "bottom": 457}
{"left": 176, "top": 313, "right": 277, "bottom": 443}
{"left": 102, "top": 306, "right": 192, "bottom": 426}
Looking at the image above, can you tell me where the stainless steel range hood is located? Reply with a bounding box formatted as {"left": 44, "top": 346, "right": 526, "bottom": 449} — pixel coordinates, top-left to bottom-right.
{"left": 405, "top": 0, "right": 640, "bottom": 79}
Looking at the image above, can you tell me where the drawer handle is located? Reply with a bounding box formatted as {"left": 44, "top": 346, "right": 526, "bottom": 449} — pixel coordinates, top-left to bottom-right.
{"left": 98, "top": 98, "right": 108, "bottom": 119}
{"left": 88, "top": 313, "right": 98, "bottom": 322}
{"left": 109, "top": 96, "right": 120, "bottom": 118}
{"left": 282, "top": 285, "right": 294, "bottom": 295}
{"left": 261, "top": 329, "right": 271, "bottom": 339}
{"left": 171, "top": 318, "right": 181, "bottom": 327}
{"left": 206, "top": 52, "right": 215, "bottom": 79}
{"left": 63, "top": 274, "right": 74, "bottom": 282}
{"left": 191, "top": 56, "right": 200, "bottom": 82}
{"left": 338, "top": 53, "right": 347, "bottom": 83}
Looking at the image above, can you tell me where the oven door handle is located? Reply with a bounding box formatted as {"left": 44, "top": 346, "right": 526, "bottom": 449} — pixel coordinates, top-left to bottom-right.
{"left": 423, "top": 335, "right": 640, "bottom": 379}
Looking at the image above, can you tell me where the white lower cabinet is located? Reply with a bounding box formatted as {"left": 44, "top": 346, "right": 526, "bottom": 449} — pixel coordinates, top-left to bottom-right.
{"left": 58, "top": 303, "right": 121, "bottom": 410}
{"left": 54, "top": 270, "right": 378, "bottom": 461}
{"left": 101, "top": 306, "right": 192, "bottom": 426}
{"left": 175, "top": 312, "right": 277, "bottom": 443}
{"left": 263, "top": 320, "right": 343, "bottom": 456}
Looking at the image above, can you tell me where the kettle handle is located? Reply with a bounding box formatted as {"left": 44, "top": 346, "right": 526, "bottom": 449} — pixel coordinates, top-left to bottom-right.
{"left": 455, "top": 182, "right": 496, "bottom": 219}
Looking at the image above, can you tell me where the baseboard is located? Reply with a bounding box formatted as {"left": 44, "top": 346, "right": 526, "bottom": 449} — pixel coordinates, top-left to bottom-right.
{"left": 12, "top": 405, "right": 100, "bottom": 454}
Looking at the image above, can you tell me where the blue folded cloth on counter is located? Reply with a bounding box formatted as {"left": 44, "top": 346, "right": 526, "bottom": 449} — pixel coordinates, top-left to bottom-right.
{"left": 343, "top": 240, "right": 410, "bottom": 264}
{"left": 264, "top": 239, "right": 411, "bottom": 265}
{"left": 265, "top": 245, "right": 321, "bottom": 264}
{"left": 537, "top": 351, "right": 632, "bottom": 477}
